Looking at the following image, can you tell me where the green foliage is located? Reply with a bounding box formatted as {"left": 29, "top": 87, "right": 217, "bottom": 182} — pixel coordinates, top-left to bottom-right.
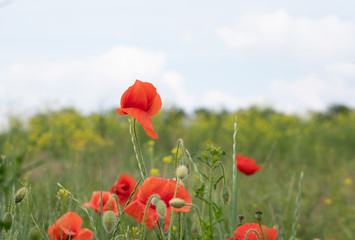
{"left": 0, "top": 105, "right": 354, "bottom": 239}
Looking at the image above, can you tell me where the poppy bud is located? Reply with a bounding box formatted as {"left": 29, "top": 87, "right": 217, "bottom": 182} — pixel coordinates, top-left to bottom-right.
{"left": 176, "top": 165, "right": 188, "bottom": 180}
{"left": 221, "top": 186, "right": 230, "bottom": 205}
{"left": 3, "top": 212, "right": 13, "bottom": 231}
{"left": 103, "top": 210, "right": 117, "bottom": 234}
{"left": 28, "top": 227, "right": 41, "bottom": 240}
{"left": 169, "top": 198, "right": 186, "bottom": 209}
{"left": 151, "top": 194, "right": 160, "bottom": 206}
{"left": 14, "top": 187, "right": 28, "bottom": 204}
{"left": 156, "top": 200, "right": 167, "bottom": 218}
{"left": 255, "top": 211, "right": 263, "bottom": 221}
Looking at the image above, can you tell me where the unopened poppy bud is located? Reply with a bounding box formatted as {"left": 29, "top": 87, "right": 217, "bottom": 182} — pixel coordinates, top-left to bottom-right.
{"left": 14, "top": 187, "right": 28, "bottom": 204}
{"left": 103, "top": 210, "right": 117, "bottom": 234}
{"left": 169, "top": 198, "right": 186, "bottom": 209}
{"left": 3, "top": 212, "right": 13, "bottom": 231}
{"left": 28, "top": 227, "right": 41, "bottom": 240}
{"left": 255, "top": 211, "right": 263, "bottom": 221}
{"left": 176, "top": 165, "right": 188, "bottom": 180}
{"left": 151, "top": 194, "right": 160, "bottom": 206}
{"left": 156, "top": 200, "right": 167, "bottom": 218}
{"left": 238, "top": 215, "right": 244, "bottom": 226}
{"left": 221, "top": 186, "right": 230, "bottom": 205}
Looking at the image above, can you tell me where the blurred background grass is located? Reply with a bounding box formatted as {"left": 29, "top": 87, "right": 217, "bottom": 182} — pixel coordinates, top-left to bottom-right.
{"left": 1, "top": 105, "right": 354, "bottom": 239}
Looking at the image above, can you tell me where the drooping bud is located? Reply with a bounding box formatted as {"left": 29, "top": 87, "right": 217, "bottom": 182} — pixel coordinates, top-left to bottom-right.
{"left": 14, "top": 187, "right": 28, "bottom": 204}
{"left": 28, "top": 227, "right": 41, "bottom": 240}
{"left": 255, "top": 211, "right": 263, "bottom": 221}
{"left": 103, "top": 210, "right": 117, "bottom": 234}
{"left": 151, "top": 194, "right": 160, "bottom": 206}
{"left": 3, "top": 212, "right": 13, "bottom": 231}
{"left": 156, "top": 200, "right": 167, "bottom": 218}
{"left": 221, "top": 186, "right": 230, "bottom": 205}
{"left": 169, "top": 198, "right": 186, "bottom": 209}
{"left": 176, "top": 165, "right": 188, "bottom": 180}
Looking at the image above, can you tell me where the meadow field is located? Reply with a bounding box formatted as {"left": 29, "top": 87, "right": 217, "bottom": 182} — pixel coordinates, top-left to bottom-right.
{"left": 0, "top": 102, "right": 354, "bottom": 239}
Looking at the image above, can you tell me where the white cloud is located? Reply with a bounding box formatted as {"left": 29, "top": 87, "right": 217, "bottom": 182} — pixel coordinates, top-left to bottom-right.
{"left": 270, "top": 74, "right": 355, "bottom": 113}
{"left": 326, "top": 62, "right": 355, "bottom": 77}
{"left": 0, "top": 45, "right": 165, "bottom": 124}
{"left": 161, "top": 71, "right": 195, "bottom": 111}
{"left": 200, "top": 90, "right": 268, "bottom": 111}
{"left": 217, "top": 10, "right": 355, "bottom": 60}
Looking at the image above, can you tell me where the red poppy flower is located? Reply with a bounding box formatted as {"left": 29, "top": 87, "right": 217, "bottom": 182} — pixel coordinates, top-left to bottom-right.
{"left": 82, "top": 191, "right": 118, "bottom": 215}
{"left": 123, "top": 176, "right": 191, "bottom": 230}
{"left": 117, "top": 80, "right": 162, "bottom": 139}
{"left": 236, "top": 154, "right": 262, "bottom": 175}
{"left": 48, "top": 212, "right": 94, "bottom": 240}
{"left": 110, "top": 173, "right": 138, "bottom": 206}
{"left": 226, "top": 223, "right": 278, "bottom": 240}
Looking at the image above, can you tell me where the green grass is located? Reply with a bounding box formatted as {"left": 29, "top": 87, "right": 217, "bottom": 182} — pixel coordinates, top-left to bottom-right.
{"left": 0, "top": 105, "right": 354, "bottom": 239}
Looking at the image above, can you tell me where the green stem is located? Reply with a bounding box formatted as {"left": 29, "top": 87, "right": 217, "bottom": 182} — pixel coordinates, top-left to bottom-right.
{"left": 244, "top": 229, "right": 261, "bottom": 240}
{"left": 129, "top": 119, "right": 147, "bottom": 180}
{"left": 179, "top": 212, "right": 183, "bottom": 240}
{"left": 290, "top": 171, "right": 304, "bottom": 240}
{"left": 168, "top": 178, "right": 181, "bottom": 240}
{"left": 232, "top": 117, "right": 238, "bottom": 230}
{"left": 157, "top": 221, "right": 165, "bottom": 240}
{"left": 141, "top": 195, "right": 158, "bottom": 240}
{"left": 187, "top": 204, "right": 203, "bottom": 237}
{"left": 258, "top": 221, "right": 267, "bottom": 240}
{"left": 109, "top": 195, "right": 127, "bottom": 240}
{"left": 216, "top": 161, "right": 227, "bottom": 186}
{"left": 208, "top": 167, "right": 214, "bottom": 238}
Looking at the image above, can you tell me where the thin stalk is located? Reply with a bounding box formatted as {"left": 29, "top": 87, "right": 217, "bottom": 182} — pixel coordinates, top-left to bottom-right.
{"left": 157, "top": 221, "right": 165, "bottom": 240}
{"left": 258, "top": 221, "right": 267, "bottom": 240}
{"left": 187, "top": 204, "right": 203, "bottom": 237}
{"left": 244, "top": 229, "right": 261, "bottom": 240}
{"left": 141, "top": 195, "right": 158, "bottom": 240}
{"left": 232, "top": 117, "right": 238, "bottom": 230}
{"left": 179, "top": 212, "right": 183, "bottom": 240}
{"left": 208, "top": 167, "right": 214, "bottom": 238}
{"left": 109, "top": 195, "right": 127, "bottom": 240}
{"left": 168, "top": 178, "right": 181, "bottom": 240}
{"left": 100, "top": 166, "right": 104, "bottom": 240}
{"left": 290, "top": 171, "right": 304, "bottom": 240}
{"left": 129, "top": 119, "right": 147, "bottom": 180}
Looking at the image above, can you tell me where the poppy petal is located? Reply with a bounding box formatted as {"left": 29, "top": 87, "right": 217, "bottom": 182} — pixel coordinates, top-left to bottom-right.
{"left": 234, "top": 223, "right": 277, "bottom": 240}
{"left": 120, "top": 80, "right": 148, "bottom": 110}
{"left": 123, "top": 199, "right": 159, "bottom": 229}
{"left": 137, "top": 177, "right": 168, "bottom": 203}
{"left": 57, "top": 212, "right": 83, "bottom": 235}
{"left": 75, "top": 228, "right": 94, "bottom": 240}
{"left": 110, "top": 173, "right": 138, "bottom": 206}
{"left": 119, "top": 107, "right": 158, "bottom": 139}
{"left": 160, "top": 180, "right": 192, "bottom": 212}
{"left": 146, "top": 91, "right": 162, "bottom": 116}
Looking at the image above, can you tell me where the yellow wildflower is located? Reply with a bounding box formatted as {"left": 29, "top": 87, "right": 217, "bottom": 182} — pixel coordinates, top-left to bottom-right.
{"left": 344, "top": 178, "right": 352, "bottom": 185}
{"left": 163, "top": 156, "right": 172, "bottom": 163}
{"left": 324, "top": 198, "right": 332, "bottom": 205}
{"left": 150, "top": 168, "right": 159, "bottom": 176}
{"left": 147, "top": 140, "right": 155, "bottom": 146}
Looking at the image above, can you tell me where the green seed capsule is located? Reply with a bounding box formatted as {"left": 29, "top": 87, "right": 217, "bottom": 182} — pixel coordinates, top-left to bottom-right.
{"left": 103, "top": 210, "right": 117, "bottom": 234}
{"left": 28, "top": 227, "right": 41, "bottom": 240}
{"left": 14, "top": 187, "right": 28, "bottom": 204}
{"left": 3, "top": 212, "right": 13, "bottom": 231}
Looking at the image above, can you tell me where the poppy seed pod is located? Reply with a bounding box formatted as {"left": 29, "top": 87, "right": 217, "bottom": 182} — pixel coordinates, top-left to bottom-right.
{"left": 255, "top": 211, "right": 263, "bottom": 221}
{"left": 14, "top": 187, "right": 28, "bottom": 204}
{"left": 3, "top": 212, "right": 13, "bottom": 231}
{"left": 169, "top": 198, "right": 186, "bottom": 209}
{"left": 156, "top": 200, "right": 167, "bottom": 218}
{"left": 28, "top": 227, "right": 41, "bottom": 240}
{"left": 176, "top": 165, "right": 188, "bottom": 180}
{"left": 221, "top": 186, "right": 230, "bottom": 205}
{"left": 103, "top": 210, "right": 117, "bottom": 234}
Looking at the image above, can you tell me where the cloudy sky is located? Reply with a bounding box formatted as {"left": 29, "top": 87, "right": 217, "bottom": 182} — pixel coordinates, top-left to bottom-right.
{"left": 1, "top": 0, "right": 355, "bottom": 125}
